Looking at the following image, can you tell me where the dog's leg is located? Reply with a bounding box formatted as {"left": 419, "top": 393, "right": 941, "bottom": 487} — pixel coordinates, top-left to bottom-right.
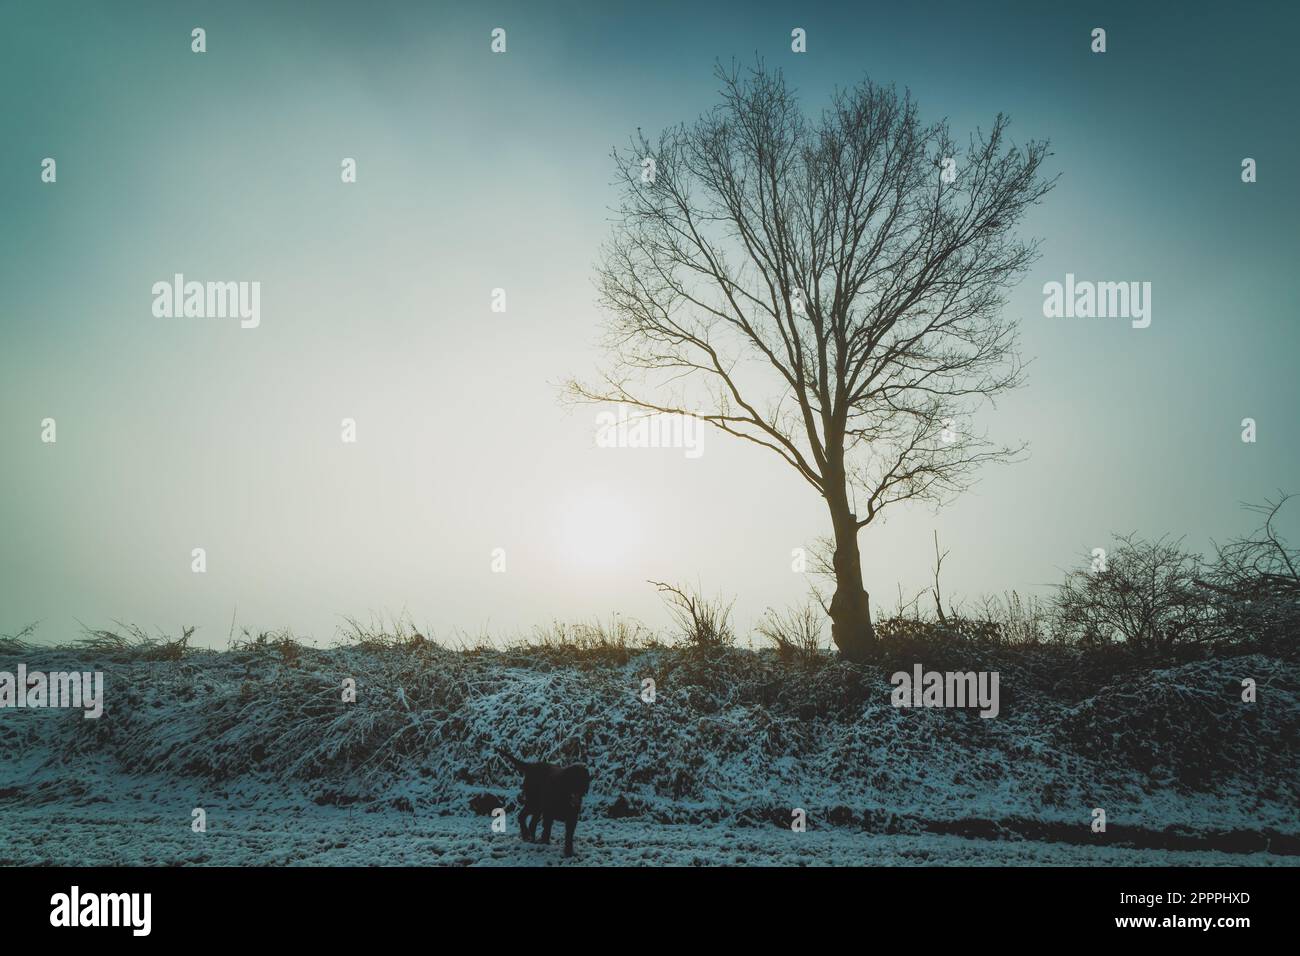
{"left": 517, "top": 808, "right": 532, "bottom": 842}
{"left": 563, "top": 813, "right": 577, "bottom": 857}
{"left": 540, "top": 815, "right": 553, "bottom": 845}
{"left": 527, "top": 812, "right": 541, "bottom": 842}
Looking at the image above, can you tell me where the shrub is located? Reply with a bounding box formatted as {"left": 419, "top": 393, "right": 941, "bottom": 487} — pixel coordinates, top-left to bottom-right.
{"left": 969, "top": 591, "right": 1055, "bottom": 646}
{"left": 757, "top": 601, "right": 827, "bottom": 664}
{"left": 1052, "top": 534, "right": 1215, "bottom": 654}
{"left": 1200, "top": 495, "right": 1300, "bottom": 655}
{"left": 650, "top": 581, "right": 736, "bottom": 650}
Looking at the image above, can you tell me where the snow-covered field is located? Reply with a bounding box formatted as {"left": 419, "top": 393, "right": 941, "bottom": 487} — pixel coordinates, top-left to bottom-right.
{"left": 4, "top": 789, "right": 1295, "bottom": 867}
{"left": 2, "top": 640, "right": 1297, "bottom": 866}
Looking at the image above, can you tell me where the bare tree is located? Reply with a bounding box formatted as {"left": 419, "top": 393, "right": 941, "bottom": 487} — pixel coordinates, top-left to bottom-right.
{"left": 570, "top": 62, "right": 1054, "bottom": 661}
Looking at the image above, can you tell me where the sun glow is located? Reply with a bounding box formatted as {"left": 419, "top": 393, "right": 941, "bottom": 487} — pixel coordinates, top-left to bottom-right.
{"left": 548, "top": 484, "right": 646, "bottom": 576}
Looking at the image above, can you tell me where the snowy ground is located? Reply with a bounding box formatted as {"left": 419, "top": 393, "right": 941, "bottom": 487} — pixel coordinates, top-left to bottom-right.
{"left": 3, "top": 792, "right": 1295, "bottom": 867}
{"left": 2, "top": 643, "right": 1296, "bottom": 866}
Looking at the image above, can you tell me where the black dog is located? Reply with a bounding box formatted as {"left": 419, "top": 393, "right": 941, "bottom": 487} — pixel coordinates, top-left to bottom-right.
{"left": 498, "top": 749, "right": 591, "bottom": 858}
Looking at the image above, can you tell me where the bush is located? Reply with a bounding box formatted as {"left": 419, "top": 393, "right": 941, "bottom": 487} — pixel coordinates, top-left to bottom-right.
{"left": 1048, "top": 498, "right": 1299, "bottom": 657}
{"left": 651, "top": 581, "right": 735, "bottom": 649}
{"left": 1200, "top": 495, "right": 1300, "bottom": 655}
{"left": 969, "top": 591, "right": 1054, "bottom": 646}
{"left": 1056, "top": 655, "right": 1298, "bottom": 790}
{"left": 1052, "top": 534, "right": 1215, "bottom": 654}
{"left": 757, "top": 601, "right": 827, "bottom": 664}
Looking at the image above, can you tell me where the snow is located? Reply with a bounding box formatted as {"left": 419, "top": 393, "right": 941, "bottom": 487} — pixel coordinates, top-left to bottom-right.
{"left": 3, "top": 791, "right": 1294, "bottom": 867}
{"left": 1, "top": 641, "right": 1296, "bottom": 865}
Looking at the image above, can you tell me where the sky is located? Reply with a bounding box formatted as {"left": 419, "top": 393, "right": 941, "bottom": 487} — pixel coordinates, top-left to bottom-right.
{"left": 1, "top": 0, "right": 1297, "bottom": 648}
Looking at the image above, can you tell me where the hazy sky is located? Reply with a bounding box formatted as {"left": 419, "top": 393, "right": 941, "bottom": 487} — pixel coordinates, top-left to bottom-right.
{"left": 2, "top": 0, "right": 1297, "bottom": 648}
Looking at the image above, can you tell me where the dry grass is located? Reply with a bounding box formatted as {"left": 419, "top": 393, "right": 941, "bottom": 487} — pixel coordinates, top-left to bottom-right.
{"left": 0, "top": 622, "right": 38, "bottom": 655}
{"left": 757, "top": 601, "right": 827, "bottom": 665}
{"left": 74, "top": 622, "right": 194, "bottom": 661}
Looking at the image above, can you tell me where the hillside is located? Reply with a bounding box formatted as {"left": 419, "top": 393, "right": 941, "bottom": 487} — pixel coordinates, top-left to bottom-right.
{"left": 1, "top": 637, "right": 1297, "bottom": 865}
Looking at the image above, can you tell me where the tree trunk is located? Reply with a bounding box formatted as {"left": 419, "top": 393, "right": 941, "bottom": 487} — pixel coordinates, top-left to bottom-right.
{"left": 827, "top": 495, "right": 876, "bottom": 662}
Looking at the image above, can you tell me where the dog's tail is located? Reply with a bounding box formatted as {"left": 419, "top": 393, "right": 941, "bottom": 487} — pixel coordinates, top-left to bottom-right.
{"left": 497, "top": 747, "right": 529, "bottom": 772}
